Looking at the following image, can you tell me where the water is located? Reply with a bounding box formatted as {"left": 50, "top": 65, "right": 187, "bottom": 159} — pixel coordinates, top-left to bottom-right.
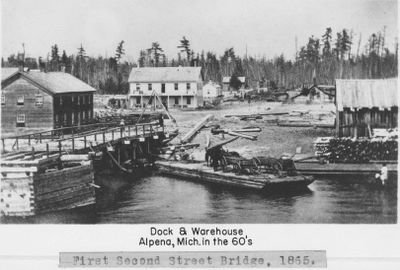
{"left": 3, "top": 173, "right": 396, "bottom": 224}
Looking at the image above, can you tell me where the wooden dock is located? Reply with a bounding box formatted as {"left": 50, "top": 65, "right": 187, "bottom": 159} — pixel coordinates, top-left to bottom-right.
{"left": 156, "top": 161, "right": 314, "bottom": 192}
{"left": 1, "top": 121, "right": 169, "bottom": 217}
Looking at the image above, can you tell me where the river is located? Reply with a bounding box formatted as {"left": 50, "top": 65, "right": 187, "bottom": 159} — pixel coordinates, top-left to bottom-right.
{"left": 4, "top": 173, "right": 396, "bottom": 224}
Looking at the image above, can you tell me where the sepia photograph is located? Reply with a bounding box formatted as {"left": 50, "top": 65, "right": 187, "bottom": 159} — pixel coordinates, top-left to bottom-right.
{"left": 0, "top": 0, "right": 398, "bottom": 225}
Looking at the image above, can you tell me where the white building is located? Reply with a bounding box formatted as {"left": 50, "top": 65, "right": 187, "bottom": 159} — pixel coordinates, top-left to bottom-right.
{"left": 128, "top": 67, "right": 203, "bottom": 109}
{"left": 203, "top": 81, "right": 222, "bottom": 101}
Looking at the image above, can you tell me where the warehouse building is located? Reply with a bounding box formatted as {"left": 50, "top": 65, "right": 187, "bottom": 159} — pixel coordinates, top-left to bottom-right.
{"left": 1, "top": 70, "right": 96, "bottom": 135}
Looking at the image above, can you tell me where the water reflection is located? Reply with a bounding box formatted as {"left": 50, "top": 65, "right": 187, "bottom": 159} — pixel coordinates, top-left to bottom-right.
{"left": 1, "top": 173, "right": 396, "bottom": 224}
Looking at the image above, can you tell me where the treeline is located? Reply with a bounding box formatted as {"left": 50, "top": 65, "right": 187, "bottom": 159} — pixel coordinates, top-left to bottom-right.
{"left": 2, "top": 27, "right": 397, "bottom": 93}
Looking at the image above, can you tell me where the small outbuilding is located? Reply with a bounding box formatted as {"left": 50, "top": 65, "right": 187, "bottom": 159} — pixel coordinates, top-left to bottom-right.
{"left": 203, "top": 81, "right": 222, "bottom": 101}
{"left": 335, "top": 79, "right": 398, "bottom": 137}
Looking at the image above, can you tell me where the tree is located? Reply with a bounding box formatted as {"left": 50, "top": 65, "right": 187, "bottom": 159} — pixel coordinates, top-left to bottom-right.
{"left": 322, "top": 27, "right": 332, "bottom": 57}
{"left": 50, "top": 44, "right": 60, "bottom": 71}
{"left": 115, "top": 40, "right": 125, "bottom": 63}
{"left": 229, "top": 73, "right": 242, "bottom": 90}
{"left": 178, "top": 36, "right": 191, "bottom": 63}
{"left": 147, "top": 42, "right": 164, "bottom": 67}
{"left": 76, "top": 44, "right": 87, "bottom": 79}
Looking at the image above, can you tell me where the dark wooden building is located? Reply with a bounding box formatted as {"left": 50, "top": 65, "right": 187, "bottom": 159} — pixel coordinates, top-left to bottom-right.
{"left": 335, "top": 79, "right": 398, "bottom": 137}
{"left": 1, "top": 70, "right": 96, "bottom": 136}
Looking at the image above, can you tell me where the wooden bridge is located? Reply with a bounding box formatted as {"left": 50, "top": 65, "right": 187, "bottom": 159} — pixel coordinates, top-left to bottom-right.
{"left": 0, "top": 121, "right": 173, "bottom": 217}
{"left": 1, "top": 121, "right": 170, "bottom": 163}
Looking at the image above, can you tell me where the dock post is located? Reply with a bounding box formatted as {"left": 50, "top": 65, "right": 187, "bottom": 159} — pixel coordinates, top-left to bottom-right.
{"left": 135, "top": 125, "right": 138, "bottom": 136}
{"left": 58, "top": 141, "right": 62, "bottom": 157}
{"left": 120, "top": 127, "right": 123, "bottom": 138}
{"left": 94, "top": 133, "right": 97, "bottom": 141}
{"left": 28, "top": 135, "right": 31, "bottom": 145}
{"left": 46, "top": 143, "right": 49, "bottom": 158}
{"left": 31, "top": 147, "right": 35, "bottom": 159}
{"left": 39, "top": 133, "right": 42, "bottom": 143}
{"left": 16, "top": 138, "right": 19, "bottom": 150}
{"left": 84, "top": 136, "right": 87, "bottom": 149}
{"left": 112, "top": 129, "right": 114, "bottom": 140}
{"left": 143, "top": 125, "right": 145, "bottom": 136}
{"left": 128, "top": 126, "right": 131, "bottom": 136}
{"left": 72, "top": 136, "right": 75, "bottom": 151}
{"left": 1, "top": 139, "right": 5, "bottom": 152}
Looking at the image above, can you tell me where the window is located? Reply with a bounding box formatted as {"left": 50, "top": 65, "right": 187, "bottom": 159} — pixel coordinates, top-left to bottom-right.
{"left": 85, "top": 95, "right": 89, "bottom": 104}
{"left": 16, "top": 114, "right": 25, "bottom": 127}
{"left": 55, "top": 114, "right": 59, "bottom": 123}
{"left": 35, "top": 95, "right": 43, "bottom": 107}
{"left": 187, "top": 97, "right": 191, "bottom": 105}
{"left": 136, "top": 83, "right": 140, "bottom": 91}
{"left": 89, "top": 95, "right": 92, "bottom": 104}
{"left": 136, "top": 97, "right": 141, "bottom": 104}
{"left": 17, "top": 95, "right": 24, "bottom": 105}
{"left": 83, "top": 110, "right": 86, "bottom": 119}
{"left": 1, "top": 94, "right": 5, "bottom": 105}
{"left": 148, "top": 83, "right": 152, "bottom": 91}
{"left": 72, "top": 96, "right": 75, "bottom": 103}
{"left": 174, "top": 97, "right": 179, "bottom": 105}
{"left": 77, "top": 96, "right": 81, "bottom": 105}
{"left": 186, "top": 83, "right": 191, "bottom": 90}
{"left": 59, "top": 96, "right": 63, "bottom": 105}
{"left": 174, "top": 83, "right": 178, "bottom": 90}
{"left": 63, "top": 112, "right": 67, "bottom": 126}
{"left": 89, "top": 110, "right": 92, "bottom": 119}
{"left": 71, "top": 112, "right": 75, "bottom": 125}
{"left": 161, "top": 83, "right": 166, "bottom": 93}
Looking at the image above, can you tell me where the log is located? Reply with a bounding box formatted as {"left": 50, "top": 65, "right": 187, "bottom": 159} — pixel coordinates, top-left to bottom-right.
{"left": 180, "top": 114, "right": 213, "bottom": 143}
{"left": 60, "top": 155, "right": 90, "bottom": 162}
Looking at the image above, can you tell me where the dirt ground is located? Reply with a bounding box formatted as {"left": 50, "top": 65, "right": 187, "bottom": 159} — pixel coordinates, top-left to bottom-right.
{"left": 165, "top": 101, "right": 336, "bottom": 160}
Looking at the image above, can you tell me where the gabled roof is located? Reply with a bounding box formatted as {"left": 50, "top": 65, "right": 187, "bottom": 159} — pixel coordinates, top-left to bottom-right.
{"left": 2, "top": 71, "right": 96, "bottom": 94}
{"left": 222, "top": 76, "right": 246, "bottom": 83}
{"left": 336, "top": 79, "right": 397, "bottom": 111}
{"left": 1, "top": 67, "right": 19, "bottom": 81}
{"left": 129, "top": 67, "right": 202, "bottom": 82}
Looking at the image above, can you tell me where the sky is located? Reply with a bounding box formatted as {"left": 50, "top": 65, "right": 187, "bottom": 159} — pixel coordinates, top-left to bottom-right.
{"left": 1, "top": 0, "right": 398, "bottom": 61}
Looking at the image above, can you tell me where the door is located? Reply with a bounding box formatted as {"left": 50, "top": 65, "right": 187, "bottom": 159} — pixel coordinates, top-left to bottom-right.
{"left": 161, "top": 83, "right": 166, "bottom": 93}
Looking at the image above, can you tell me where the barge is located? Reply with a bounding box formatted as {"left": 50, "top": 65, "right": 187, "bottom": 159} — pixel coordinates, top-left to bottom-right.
{"left": 156, "top": 161, "right": 314, "bottom": 192}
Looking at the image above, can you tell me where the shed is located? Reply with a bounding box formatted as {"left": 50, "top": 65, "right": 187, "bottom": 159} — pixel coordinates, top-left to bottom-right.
{"left": 335, "top": 79, "right": 398, "bottom": 137}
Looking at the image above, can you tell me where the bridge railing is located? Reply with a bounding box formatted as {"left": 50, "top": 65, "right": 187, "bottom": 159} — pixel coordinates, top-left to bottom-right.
{"left": 1, "top": 122, "right": 164, "bottom": 155}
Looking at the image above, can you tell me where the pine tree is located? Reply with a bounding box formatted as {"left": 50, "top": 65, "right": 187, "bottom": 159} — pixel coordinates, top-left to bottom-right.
{"left": 147, "top": 42, "right": 164, "bottom": 67}
{"left": 115, "top": 40, "right": 125, "bottom": 63}
{"left": 178, "top": 36, "right": 191, "bottom": 64}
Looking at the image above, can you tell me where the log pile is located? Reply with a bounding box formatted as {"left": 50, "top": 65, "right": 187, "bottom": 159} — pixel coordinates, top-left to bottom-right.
{"left": 315, "top": 137, "right": 398, "bottom": 163}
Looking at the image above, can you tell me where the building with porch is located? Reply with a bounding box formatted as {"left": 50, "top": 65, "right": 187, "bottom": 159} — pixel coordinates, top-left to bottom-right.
{"left": 1, "top": 70, "right": 96, "bottom": 136}
{"left": 128, "top": 67, "right": 203, "bottom": 109}
{"left": 335, "top": 79, "right": 397, "bottom": 137}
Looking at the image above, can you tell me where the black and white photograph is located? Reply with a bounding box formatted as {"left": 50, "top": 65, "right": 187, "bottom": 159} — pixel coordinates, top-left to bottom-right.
{"left": 0, "top": 0, "right": 398, "bottom": 225}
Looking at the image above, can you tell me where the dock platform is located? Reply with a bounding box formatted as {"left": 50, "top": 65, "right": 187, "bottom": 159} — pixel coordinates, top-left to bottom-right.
{"left": 156, "top": 161, "right": 314, "bottom": 192}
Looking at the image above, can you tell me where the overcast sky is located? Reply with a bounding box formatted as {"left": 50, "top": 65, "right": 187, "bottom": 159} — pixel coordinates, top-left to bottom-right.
{"left": 1, "top": 0, "right": 398, "bottom": 61}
